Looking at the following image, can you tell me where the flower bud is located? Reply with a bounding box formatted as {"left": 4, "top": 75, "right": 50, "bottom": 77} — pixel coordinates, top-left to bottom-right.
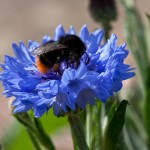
{"left": 89, "top": 0, "right": 118, "bottom": 23}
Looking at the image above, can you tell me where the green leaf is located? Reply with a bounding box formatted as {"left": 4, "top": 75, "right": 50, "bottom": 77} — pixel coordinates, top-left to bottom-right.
{"left": 13, "top": 112, "right": 55, "bottom": 149}
{"left": 104, "top": 100, "right": 128, "bottom": 150}
{"left": 86, "top": 101, "right": 103, "bottom": 150}
{"left": 144, "top": 88, "right": 150, "bottom": 148}
{"left": 3, "top": 110, "right": 67, "bottom": 150}
{"left": 34, "top": 118, "right": 55, "bottom": 150}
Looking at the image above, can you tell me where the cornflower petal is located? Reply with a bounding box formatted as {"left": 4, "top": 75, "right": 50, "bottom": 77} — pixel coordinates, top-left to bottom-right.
{"left": 12, "top": 42, "right": 33, "bottom": 66}
{"left": 76, "top": 88, "right": 96, "bottom": 108}
{"left": 87, "top": 29, "right": 104, "bottom": 54}
{"left": 68, "top": 26, "right": 76, "bottom": 35}
{"left": 79, "top": 24, "right": 89, "bottom": 42}
{"left": 42, "top": 35, "right": 52, "bottom": 44}
{"left": 28, "top": 40, "right": 40, "bottom": 52}
{"left": 54, "top": 25, "right": 65, "bottom": 40}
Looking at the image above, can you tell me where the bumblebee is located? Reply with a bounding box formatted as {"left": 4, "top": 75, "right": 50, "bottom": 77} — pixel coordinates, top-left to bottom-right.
{"left": 32, "top": 35, "right": 86, "bottom": 74}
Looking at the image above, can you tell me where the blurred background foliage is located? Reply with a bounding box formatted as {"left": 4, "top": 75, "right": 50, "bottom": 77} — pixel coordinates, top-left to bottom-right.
{"left": 0, "top": 0, "right": 150, "bottom": 150}
{"left": 2, "top": 110, "right": 68, "bottom": 150}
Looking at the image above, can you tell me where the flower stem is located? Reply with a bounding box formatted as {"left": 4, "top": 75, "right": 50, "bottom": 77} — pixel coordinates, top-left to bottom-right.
{"left": 102, "top": 21, "right": 112, "bottom": 41}
{"left": 14, "top": 113, "right": 55, "bottom": 150}
{"left": 68, "top": 114, "right": 89, "bottom": 150}
{"left": 34, "top": 118, "right": 55, "bottom": 150}
{"left": 26, "top": 128, "right": 41, "bottom": 150}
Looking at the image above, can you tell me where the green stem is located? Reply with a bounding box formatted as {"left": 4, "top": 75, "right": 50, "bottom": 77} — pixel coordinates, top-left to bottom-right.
{"left": 14, "top": 113, "right": 55, "bottom": 150}
{"left": 68, "top": 114, "right": 89, "bottom": 150}
{"left": 102, "top": 21, "right": 112, "bottom": 41}
{"left": 70, "top": 130, "right": 78, "bottom": 150}
{"left": 34, "top": 118, "right": 55, "bottom": 150}
{"left": 26, "top": 129, "right": 41, "bottom": 150}
{"left": 14, "top": 113, "right": 37, "bottom": 134}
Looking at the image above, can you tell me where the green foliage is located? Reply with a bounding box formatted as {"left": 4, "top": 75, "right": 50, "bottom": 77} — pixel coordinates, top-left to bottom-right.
{"left": 85, "top": 99, "right": 128, "bottom": 150}
{"left": 120, "top": 0, "right": 150, "bottom": 149}
{"left": 104, "top": 100, "right": 128, "bottom": 150}
{"left": 86, "top": 101, "right": 102, "bottom": 150}
{"left": 2, "top": 110, "right": 67, "bottom": 150}
{"left": 120, "top": 0, "right": 149, "bottom": 90}
{"left": 3, "top": 123, "right": 33, "bottom": 150}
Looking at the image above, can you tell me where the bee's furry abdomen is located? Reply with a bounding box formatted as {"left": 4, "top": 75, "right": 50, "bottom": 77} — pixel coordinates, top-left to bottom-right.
{"left": 35, "top": 57, "right": 50, "bottom": 74}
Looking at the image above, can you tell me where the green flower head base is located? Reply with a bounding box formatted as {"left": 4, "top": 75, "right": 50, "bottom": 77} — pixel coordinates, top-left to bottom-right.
{"left": 0, "top": 25, "right": 135, "bottom": 117}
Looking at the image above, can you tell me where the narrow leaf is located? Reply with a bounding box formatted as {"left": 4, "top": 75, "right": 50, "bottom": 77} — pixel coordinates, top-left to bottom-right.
{"left": 34, "top": 118, "right": 55, "bottom": 150}
{"left": 104, "top": 100, "right": 128, "bottom": 150}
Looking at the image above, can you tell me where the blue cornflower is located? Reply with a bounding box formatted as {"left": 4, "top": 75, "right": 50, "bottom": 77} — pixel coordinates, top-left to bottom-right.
{"left": 0, "top": 25, "right": 135, "bottom": 117}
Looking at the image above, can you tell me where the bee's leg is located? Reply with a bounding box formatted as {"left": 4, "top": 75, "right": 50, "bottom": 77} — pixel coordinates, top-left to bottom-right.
{"left": 53, "top": 66, "right": 62, "bottom": 76}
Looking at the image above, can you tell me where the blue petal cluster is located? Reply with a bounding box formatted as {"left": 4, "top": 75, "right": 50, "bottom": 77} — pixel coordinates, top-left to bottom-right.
{"left": 0, "top": 25, "right": 135, "bottom": 117}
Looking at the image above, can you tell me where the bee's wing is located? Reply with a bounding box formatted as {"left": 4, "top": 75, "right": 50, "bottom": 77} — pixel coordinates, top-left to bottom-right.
{"left": 32, "top": 41, "right": 68, "bottom": 55}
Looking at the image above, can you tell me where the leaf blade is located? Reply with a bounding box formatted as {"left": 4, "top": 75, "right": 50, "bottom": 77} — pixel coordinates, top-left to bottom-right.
{"left": 104, "top": 100, "right": 128, "bottom": 150}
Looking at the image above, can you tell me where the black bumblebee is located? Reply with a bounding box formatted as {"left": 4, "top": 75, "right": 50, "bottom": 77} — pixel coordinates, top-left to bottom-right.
{"left": 32, "top": 34, "right": 86, "bottom": 74}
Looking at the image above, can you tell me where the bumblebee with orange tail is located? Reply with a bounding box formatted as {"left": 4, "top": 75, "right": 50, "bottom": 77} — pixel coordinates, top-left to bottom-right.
{"left": 32, "top": 35, "right": 86, "bottom": 74}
